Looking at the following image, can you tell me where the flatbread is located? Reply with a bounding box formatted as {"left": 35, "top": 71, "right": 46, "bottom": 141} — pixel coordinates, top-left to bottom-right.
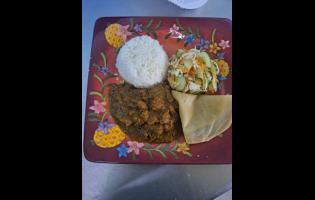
{"left": 172, "top": 90, "right": 232, "bottom": 144}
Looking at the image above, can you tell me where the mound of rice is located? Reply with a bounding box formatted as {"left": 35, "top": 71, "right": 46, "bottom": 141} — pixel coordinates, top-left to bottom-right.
{"left": 116, "top": 35, "right": 169, "bottom": 88}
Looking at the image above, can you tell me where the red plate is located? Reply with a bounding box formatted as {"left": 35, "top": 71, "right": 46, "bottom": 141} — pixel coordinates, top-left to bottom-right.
{"left": 84, "top": 17, "right": 232, "bottom": 164}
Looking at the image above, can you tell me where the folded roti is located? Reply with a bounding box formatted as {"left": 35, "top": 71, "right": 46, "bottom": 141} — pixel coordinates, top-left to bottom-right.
{"left": 172, "top": 91, "right": 232, "bottom": 144}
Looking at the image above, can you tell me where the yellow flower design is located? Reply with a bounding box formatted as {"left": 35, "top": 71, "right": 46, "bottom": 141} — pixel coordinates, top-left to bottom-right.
{"left": 176, "top": 143, "right": 190, "bottom": 154}
{"left": 104, "top": 24, "right": 125, "bottom": 48}
{"left": 93, "top": 125, "right": 126, "bottom": 148}
{"left": 215, "top": 59, "right": 230, "bottom": 77}
{"left": 209, "top": 43, "right": 221, "bottom": 54}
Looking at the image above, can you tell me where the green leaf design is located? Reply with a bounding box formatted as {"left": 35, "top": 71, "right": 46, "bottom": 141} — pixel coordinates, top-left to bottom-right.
{"left": 143, "top": 149, "right": 153, "bottom": 160}
{"left": 161, "top": 143, "right": 170, "bottom": 151}
{"left": 184, "top": 152, "right": 192, "bottom": 157}
{"left": 164, "top": 32, "right": 171, "bottom": 39}
{"left": 211, "top": 28, "right": 217, "bottom": 43}
{"left": 150, "top": 30, "right": 157, "bottom": 39}
{"left": 132, "top": 32, "right": 140, "bottom": 36}
{"left": 88, "top": 117, "right": 99, "bottom": 122}
{"left": 143, "top": 144, "right": 166, "bottom": 159}
{"left": 101, "top": 111, "right": 108, "bottom": 122}
{"left": 171, "top": 140, "right": 178, "bottom": 151}
{"left": 128, "top": 18, "right": 134, "bottom": 31}
{"left": 184, "top": 41, "right": 188, "bottom": 47}
{"left": 160, "top": 143, "right": 180, "bottom": 159}
{"left": 154, "top": 149, "right": 167, "bottom": 158}
{"left": 141, "top": 140, "right": 193, "bottom": 159}
{"left": 132, "top": 152, "right": 136, "bottom": 160}
{"left": 88, "top": 112, "right": 99, "bottom": 117}
{"left": 92, "top": 63, "right": 100, "bottom": 69}
{"left": 195, "top": 26, "right": 200, "bottom": 38}
{"left": 116, "top": 47, "right": 121, "bottom": 55}
{"left": 175, "top": 18, "right": 180, "bottom": 26}
{"left": 103, "top": 74, "right": 117, "bottom": 82}
{"left": 175, "top": 18, "right": 185, "bottom": 31}
{"left": 141, "top": 141, "right": 188, "bottom": 159}
{"left": 101, "top": 84, "right": 107, "bottom": 91}
{"left": 169, "top": 151, "right": 179, "bottom": 159}
{"left": 188, "top": 26, "right": 193, "bottom": 34}
{"left": 89, "top": 91, "right": 104, "bottom": 100}
{"left": 154, "top": 20, "right": 162, "bottom": 30}
{"left": 100, "top": 52, "right": 106, "bottom": 66}
{"left": 145, "top": 19, "right": 154, "bottom": 30}
{"left": 88, "top": 112, "right": 100, "bottom": 120}
{"left": 93, "top": 73, "right": 103, "bottom": 86}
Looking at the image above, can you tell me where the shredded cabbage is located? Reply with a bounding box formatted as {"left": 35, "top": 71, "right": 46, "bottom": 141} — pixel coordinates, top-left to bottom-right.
{"left": 167, "top": 48, "right": 220, "bottom": 94}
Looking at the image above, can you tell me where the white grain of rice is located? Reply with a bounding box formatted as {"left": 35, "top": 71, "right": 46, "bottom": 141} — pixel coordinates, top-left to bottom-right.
{"left": 116, "top": 35, "right": 169, "bottom": 88}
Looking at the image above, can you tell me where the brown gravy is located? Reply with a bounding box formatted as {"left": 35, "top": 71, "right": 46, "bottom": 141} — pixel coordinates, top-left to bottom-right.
{"left": 109, "top": 82, "right": 182, "bottom": 143}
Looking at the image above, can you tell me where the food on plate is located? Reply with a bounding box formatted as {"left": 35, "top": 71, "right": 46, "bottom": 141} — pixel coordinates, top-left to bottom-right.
{"left": 116, "top": 35, "right": 169, "bottom": 88}
{"left": 167, "top": 48, "right": 221, "bottom": 94}
{"left": 172, "top": 90, "right": 232, "bottom": 144}
{"left": 109, "top": 82, "right": 181, "bottom": 143}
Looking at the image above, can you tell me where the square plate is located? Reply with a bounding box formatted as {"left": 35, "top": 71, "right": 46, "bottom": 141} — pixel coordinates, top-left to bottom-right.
{"left": 84, "top": 17, "right": 232, "bottom": 164}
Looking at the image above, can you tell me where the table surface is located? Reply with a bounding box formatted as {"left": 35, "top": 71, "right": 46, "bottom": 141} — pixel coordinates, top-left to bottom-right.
{"left": 82, "top": 0, "right": 232, "bottom": 199}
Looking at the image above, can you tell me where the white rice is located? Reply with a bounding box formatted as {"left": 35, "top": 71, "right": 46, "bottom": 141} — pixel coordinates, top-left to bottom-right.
{"left": 116, "top": 35, "right": 169, "bottom": 88}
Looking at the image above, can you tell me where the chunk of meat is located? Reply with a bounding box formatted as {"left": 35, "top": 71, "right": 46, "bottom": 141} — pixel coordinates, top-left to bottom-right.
{"left": 147, "top": 112, "right": 159, "bottom": 125}
{"left": 151, "top": 96, "right": 165, "bottom": 111}
{"left": 140, "top": 110, "right": 149, "bottom": 122}
{"left": 109, "top": 82, "right": 181, "bottom": 143}
{"left": 131, "top": 113, "right": 147, "bottom": 126}
{"left": 127, "top": 101, "right": 137, "bottom": 108}
{"left": 132, "top": 115, "right": 139, "bottom": 123}
{"left": 148, "top": 84, "right": 165, "bottom": 97}
{"left": 153, "top": 124, "right": 164, "bottom": 135}
{"left": 137, "top": 100, "right": 148, "bottom": 110}
{"left": 165, "top": 89, "right": 174, "bottom": 102}
{"left": 161, "top": 111, "right": 171, "bottom": 124}
{"left": 119, "top": 117, "right": 133, "bottom": 127}
{"left": 138, "top": 89, "right": 147, "bottom": 98}
{"left": 164, "top": 123, "right": 174, "bottom": 132}
{"left": 168, "top": 105, "right": 176, "bottom": 114}
{"left": 128, "top": 110, "right": 136, "bottom": 116}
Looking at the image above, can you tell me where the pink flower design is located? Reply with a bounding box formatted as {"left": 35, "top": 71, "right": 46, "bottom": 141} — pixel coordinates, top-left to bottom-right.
{"left": 117, "top": 25, "right": 132, "bottom": 42}
{"left": 127, "top": 141, "right": 144, "bottom": 155}
{"left": 170, "top": 24, "right": 179, "bottom": 33}
{"left": 89, "top": 100, "right": 106, "bottom": 114}
{"left": 169, "top": 24, "right": 184, "bottom": 39}
{"left": 218, "top": 40, "right": 230, "bottom": 49}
